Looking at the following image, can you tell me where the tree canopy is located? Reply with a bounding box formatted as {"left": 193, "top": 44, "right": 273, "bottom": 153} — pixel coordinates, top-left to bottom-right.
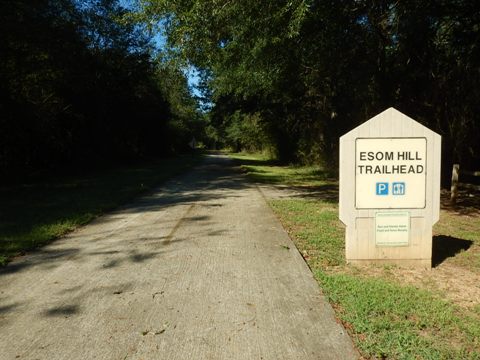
{"left": 2, "top": 0, "right": 479, "bottom": 179}
{"left": 0, "top": 0, "right": 204, "bottom": 178}
{"left": 139, "top": 0, "right": 480, "bottom": 174}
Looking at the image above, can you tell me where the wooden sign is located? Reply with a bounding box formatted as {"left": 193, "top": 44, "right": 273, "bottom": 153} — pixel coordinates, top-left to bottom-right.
{"left": 339, "top": 108, "right": 441, "bottom": 268}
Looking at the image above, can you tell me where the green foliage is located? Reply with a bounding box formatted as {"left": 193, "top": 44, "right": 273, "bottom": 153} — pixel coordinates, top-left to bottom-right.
{"left": 139, "top": 0, "right": 480, "bottom": 170}
{"left": 0, "top": 0, "right": 204, "bottom": 176}
{"left": 224, "top": 111, "right": 272, "bottom": 152}
{"left": 155, "top": 64, "right": 206, "bottom": 151}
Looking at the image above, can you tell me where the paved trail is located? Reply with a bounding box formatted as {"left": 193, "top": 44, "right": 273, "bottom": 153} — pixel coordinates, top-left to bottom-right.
{"left": 0, "top": 155, "right": 357, "bottom": 360}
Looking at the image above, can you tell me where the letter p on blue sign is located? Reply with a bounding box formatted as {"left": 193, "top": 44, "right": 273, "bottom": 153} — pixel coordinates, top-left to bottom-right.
{"left": 376, "top": 182, "right": 389, "bottom": 195}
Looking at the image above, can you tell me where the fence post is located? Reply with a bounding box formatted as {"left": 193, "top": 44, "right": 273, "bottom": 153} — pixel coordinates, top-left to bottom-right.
{"left": 450, "top": 164, "right": 460, "bottom": 205}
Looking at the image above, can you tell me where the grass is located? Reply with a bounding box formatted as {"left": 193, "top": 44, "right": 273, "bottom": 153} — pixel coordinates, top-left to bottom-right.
{"left": 229, "top": 152, "right": 335, "bottom": 187}
{"left": 319, "top": 274, "right": 480, "bottom": 359}
{"left": 0, "top": 155, "right": 202, "bottom": 265}
{"left": 230, "top": 151, "right": 480, "bottom": 360}
{"left": 270, "top": 200, "right": 344, "bottom": 267}
{"left": 433, "top": 211, "right": 480, "bottom": 271}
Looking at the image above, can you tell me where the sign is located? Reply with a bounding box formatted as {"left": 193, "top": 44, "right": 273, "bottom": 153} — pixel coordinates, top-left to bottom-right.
{"left": 376, "top": 182, "right": 388, "bottom": 195}
{"left": 339, "top": 108, "right": 441, "bottom": 268}
{"left": 355, "top": 137, "right": 426, "bottom": 209}
{"left": 392, "top": 182, "right": 405, "bottom": 195}
{"left": 375, "top": 211, "right": 410, "bottom": 246}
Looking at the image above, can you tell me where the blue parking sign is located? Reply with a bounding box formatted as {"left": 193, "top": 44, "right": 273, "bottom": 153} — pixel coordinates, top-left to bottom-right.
{"left": 376, "top": 182, "right": 389, "bottom": 195}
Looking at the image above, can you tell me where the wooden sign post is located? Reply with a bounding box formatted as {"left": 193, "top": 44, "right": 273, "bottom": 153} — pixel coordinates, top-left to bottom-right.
{"left": 339, "top": 108, "right": 441, "bottom": 268}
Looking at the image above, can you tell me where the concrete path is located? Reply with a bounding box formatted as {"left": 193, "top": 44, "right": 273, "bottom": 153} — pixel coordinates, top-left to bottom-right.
{"left": 0, "top": 155, "right": 357, "bottom": 360}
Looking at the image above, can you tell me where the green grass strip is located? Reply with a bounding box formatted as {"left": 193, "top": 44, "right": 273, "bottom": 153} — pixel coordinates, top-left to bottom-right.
{"left": 270, "top": 199, "right": 344, "bottom": 267}
{"left": 318, "top": 272, "right": 480, "bottom": 360}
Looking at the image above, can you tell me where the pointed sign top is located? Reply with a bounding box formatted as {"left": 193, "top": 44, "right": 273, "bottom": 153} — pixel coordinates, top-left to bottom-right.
{"left": 341, "top": 107, "right": 439, "bottom": 140}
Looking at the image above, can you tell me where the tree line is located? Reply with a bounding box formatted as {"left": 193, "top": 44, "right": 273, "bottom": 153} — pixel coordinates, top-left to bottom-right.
{"left": 0, "top": 0, "right": 204, "bottom": 179}
{"left": 139, "top": 0, "right": 480, "bottom": 177}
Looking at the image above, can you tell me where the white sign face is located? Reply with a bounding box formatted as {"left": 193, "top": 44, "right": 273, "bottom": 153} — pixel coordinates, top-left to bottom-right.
{"left": 375, "top": 211, "right": 410, "bottom": 246}
{"left": 355, "top": 138, "right": 426, "bottom": 209}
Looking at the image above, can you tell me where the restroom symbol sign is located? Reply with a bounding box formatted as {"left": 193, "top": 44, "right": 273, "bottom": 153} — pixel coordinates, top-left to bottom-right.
{"left": 392, "top": 182, "right": 406, "bottom": 195}
{"left": 376, "top": 182, "right": 389, "bottom": 195}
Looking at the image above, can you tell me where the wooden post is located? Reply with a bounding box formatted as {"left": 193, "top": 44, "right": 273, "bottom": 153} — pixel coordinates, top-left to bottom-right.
{"left": 450, "top": 164, "right": 460, "bottom": 205}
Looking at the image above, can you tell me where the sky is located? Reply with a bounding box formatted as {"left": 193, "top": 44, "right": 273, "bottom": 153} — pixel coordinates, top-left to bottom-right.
{"left": 118, "top": 0, "right": 201, "bottom": 97}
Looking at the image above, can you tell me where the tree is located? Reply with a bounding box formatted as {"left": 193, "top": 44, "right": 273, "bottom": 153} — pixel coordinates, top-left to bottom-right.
{"left": 138, "top": 0, "right": 480, "bottom": 172}
{"left": 0, "top": 0, "right": 204, "bottom": 177}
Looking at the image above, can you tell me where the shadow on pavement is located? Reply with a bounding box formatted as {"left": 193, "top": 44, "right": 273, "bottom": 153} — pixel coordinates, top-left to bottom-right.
{"left": 0, "top": 156, "right": 246, "bottom": 281}
{"left": 44, "top": 304, "right": 80, "bottom": 317}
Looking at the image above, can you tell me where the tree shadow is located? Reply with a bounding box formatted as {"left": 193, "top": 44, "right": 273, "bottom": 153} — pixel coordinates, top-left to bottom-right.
{"left": 432, "top": 235, "right": 473, "bottom": 267}
{"left": 129, "top": 251, "right": 158, "bottom": 263}
{"left": 43, "top": 304, "right": 80, "bottom": 317}
{"left": 230, "top": 157, "right": 279, "bottom": 167}
{"left": 184, "top": 215, "right": 211, "bottom": 222}
{"left": 0, "top": 247, "right": 80, "bottom": 275}
{"left": 0, "top": 302, "right": 20, "bottom": 314}
{"left": 289, "top": 184, "right": 339, "bottom": 203}
{"left": 231, "top": 154, "right": 339, "bottom": 203}
{"left": 0, "top": 155, "right": 246, "bottom": 270}
{"left": 440, "top": 188, "right": 480, "bottom": 216}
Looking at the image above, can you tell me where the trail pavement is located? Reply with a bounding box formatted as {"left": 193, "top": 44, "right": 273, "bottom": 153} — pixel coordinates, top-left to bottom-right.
{"left": 0, "top": 155, "right": 357, "bottom": 360}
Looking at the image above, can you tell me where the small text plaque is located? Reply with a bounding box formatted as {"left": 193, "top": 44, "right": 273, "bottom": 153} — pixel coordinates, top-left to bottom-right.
{"left": 375, "top": 211, "right": 410, "bottom": 246}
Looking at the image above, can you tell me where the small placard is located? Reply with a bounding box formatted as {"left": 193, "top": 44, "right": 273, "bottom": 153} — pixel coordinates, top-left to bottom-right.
{"left": 375, "top": 211, "right": 410, "bottom": 246}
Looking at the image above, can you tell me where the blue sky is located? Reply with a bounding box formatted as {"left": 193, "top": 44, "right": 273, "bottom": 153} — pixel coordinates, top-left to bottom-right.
{"left": 150, "top": 25, "right": 201, "bottom": 97}
{"left": 152, "top": 33, "right": 201, "bottom": 97}
{"left": 118, "top": 0, "right": 201, "bottom": 96}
